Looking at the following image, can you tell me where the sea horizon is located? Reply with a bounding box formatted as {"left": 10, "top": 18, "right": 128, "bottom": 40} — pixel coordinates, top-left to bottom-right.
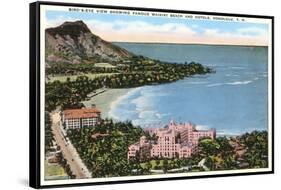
{"left": 111, "top": 41, "right": 268, "bottom": 48}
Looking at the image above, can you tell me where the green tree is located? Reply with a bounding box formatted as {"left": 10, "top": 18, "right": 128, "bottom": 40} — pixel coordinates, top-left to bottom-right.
{"left": 240, "top": 131, "right": 268, "bottom": 168}
{"left": 163, "top": 159, "right": 169, "bottom": 173}
{"left": 45, "top": 111, "right": 54, "bottom": 153}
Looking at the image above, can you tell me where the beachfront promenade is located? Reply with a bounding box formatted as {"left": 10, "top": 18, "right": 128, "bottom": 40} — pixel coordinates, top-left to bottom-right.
{"left": 50, "top": 110, "right": 92, "bottom": 179}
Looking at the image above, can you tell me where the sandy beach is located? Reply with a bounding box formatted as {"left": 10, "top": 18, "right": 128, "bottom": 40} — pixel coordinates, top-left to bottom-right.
{"left": 83, "top": 88, "right": 131, "bottom": 119}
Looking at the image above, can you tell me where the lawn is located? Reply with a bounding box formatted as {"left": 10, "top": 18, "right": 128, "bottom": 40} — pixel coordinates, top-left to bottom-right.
{"left": 45, "top": 160, "right": 67, "bottom": 177}
{"left": 94, "top": 62, "right": 116, "bottom": 68}
{"left": 140, "top": 159, "right": 173, "bottom": 168}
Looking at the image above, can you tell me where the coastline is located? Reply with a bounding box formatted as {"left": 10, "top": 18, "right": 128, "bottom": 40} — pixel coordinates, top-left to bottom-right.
{"left": 83, "top": 88, "right": 132, "bottom": 119}
{"left": 82, "top": 85, "right": 267, "bottom": 137}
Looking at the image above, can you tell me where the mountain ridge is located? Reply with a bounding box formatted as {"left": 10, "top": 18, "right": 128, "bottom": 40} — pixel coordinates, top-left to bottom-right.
{"left": 45, "top": 20, "right": 133, "bottom": 64}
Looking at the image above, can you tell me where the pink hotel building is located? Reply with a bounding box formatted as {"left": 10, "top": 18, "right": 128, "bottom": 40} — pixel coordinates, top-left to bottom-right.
{"left": 128, "top": 121, "right": 216, "bottom": 160}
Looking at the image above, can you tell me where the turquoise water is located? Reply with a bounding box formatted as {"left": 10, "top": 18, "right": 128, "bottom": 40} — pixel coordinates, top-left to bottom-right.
{"left": 110, "top": 43, "right": 268, "bottom": 135}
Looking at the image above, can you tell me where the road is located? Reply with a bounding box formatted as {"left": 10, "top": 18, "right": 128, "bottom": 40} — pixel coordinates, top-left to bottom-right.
{"left": 50, "top": 110, "right": 92, "bottom": 179}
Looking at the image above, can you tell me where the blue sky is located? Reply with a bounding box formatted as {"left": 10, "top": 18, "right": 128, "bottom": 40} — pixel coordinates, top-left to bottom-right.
{"left": 46, "top": 10, "right": 269, "bottom": 45}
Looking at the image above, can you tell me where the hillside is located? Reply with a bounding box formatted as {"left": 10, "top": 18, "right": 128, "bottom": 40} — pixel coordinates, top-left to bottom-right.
{"left": 45, "top": 20, "right": 133, "bottom": 64}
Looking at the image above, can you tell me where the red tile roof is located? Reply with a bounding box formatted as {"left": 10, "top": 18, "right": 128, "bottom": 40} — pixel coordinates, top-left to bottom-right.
{"left": 63, "top": 108, "right": 101, "bottom": 119}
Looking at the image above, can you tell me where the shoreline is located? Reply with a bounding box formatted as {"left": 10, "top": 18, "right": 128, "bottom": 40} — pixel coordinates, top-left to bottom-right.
{"left": 83, "top": 88, "right": 132, "bottom": 119}
{"left": 82, "top": 87, "right": 266, "bottom": 137}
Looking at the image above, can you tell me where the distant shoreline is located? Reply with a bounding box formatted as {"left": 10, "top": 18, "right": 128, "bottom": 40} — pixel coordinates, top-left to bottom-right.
{"left": 112, "top": 41, "right": 268, "bottom": 48}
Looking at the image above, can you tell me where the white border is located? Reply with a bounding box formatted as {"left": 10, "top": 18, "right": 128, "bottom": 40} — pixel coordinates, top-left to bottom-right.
{"left": 40, "top": 4, "right": 46, "bottom": 186}
{"left": 39, "top": 4, "right": 273, "bottom": 186}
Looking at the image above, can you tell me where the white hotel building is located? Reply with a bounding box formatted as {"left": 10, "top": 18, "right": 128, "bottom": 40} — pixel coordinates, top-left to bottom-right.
{"left": 62, "top": 107, "right": 101, "bottom": 130}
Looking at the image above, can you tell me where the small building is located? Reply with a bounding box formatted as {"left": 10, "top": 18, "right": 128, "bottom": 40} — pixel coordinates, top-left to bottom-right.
{"left": 128, "top": 136, "right": 151, "bottom": 161}
{"left": 128, "top": 143, "right": 140, "bottom": 160}
{"left": 62, "top": 107, "right": 101, "bottom": 130}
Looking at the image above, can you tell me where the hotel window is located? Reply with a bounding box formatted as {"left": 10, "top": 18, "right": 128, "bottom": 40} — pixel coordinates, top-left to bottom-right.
{"left": 88, "top": 119, "right": 92, "bottom": 126}
{"left": 92, "top": 118, "right": 97, "bottom": 124}
{"left": 82, "top": 118, "right": 89, "bottom": 126}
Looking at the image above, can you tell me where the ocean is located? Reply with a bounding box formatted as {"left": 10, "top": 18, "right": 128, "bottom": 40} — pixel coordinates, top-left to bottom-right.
{"left": 109, "top": 43, "right": 268, "bottom": 136}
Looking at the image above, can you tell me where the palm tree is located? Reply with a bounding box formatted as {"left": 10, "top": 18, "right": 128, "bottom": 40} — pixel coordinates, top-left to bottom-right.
{"left": 45, "top": 111, "right": 54, "bottom": 153}
{"left": 163, "top": 159, "right": 169, "bottom": 173}
{"left": 240, "top": 131, "right": 268, "bottom": 168}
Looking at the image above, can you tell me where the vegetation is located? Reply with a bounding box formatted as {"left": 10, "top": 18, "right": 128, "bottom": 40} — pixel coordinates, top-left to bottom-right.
{"left": 45, "top": 76, "right": 103, "bottom": 111}
{"left": 94, "top": 62, "right": 116, "bottom": 68}
{"left": 45, "top": 56, "right": 213, "bottom": 112}
{"left": 45, "top": 160, "right": 67, "bottom": 178}
{"left": 47, "top": 73, "right": 117, "bottom": 83}
{"left": 191, "top": 136, "right": 237, "bottom": 170}
{"left": 190, "top": 130, "right": 268, "bottom": 171}
{"left": 67, "top": 119, "right": 268, "bottom": 177}
{"left": 46, "top": 56, "right": 213, "bottom": 80}
{"left": 58, "top": 153, "right": 76, "bottom": 179}
{"left": 46, "top": 62, "right": 118, "bottom": 76}
{"left": 238, "top": 130, "right": 268, "bottom": 168}
{"left": 45, "top": 111, "right": 54, "bottom": 153}
{"left": 45, "top": 113, "right": 69, "bottom": 179}
{"left": 67, "top": 119, "right": 144, "bottom": 177}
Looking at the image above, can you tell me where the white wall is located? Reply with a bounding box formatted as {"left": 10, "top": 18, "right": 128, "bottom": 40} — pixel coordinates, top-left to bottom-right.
{"left": 0, "top": 0, "right": 279, "bottom": 189}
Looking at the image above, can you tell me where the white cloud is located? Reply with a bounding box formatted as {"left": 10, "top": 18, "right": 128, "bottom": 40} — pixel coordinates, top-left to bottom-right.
{"left": 201, "top": 27, "right": 268, "bottom": 45}
{"left": 196, "top": 125, "right": 211, "bottom": 130}
{"left": 46, "top": 16, "right": 268, "bottom": 46}
{"left": 237, "top": 27, "right": 267, "bottom": 36}
{"left": 203, "top": 27, "right": 267, "bottom": 39}
{"left": 204, "top": 29, "right": 220, "bottom": 36}
{"left": 88, "top": 19, "right": 197, "bottom": 36}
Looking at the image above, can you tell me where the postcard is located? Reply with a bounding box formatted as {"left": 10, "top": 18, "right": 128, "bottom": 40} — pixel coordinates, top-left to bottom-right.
{"left": 29, "top": 1, "right": 274, "bottom": 188}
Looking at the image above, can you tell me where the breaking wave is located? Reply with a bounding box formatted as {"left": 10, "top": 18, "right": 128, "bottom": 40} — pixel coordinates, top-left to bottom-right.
{"left": 206, "top": 80, "right": 253, "bottom": 87}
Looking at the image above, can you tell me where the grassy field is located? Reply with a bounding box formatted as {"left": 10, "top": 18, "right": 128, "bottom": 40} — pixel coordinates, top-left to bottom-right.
{"left": 140, "top": 159, "right": 174, "bottom": 168}
{"left": 45, "top": 160, "right": 67, "bottom": 177}
{"left": 94, "top": 62, "right": 116, "bottom": 68}
{"left": 47, "top": 73, "right": 118, "bottom": 82}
